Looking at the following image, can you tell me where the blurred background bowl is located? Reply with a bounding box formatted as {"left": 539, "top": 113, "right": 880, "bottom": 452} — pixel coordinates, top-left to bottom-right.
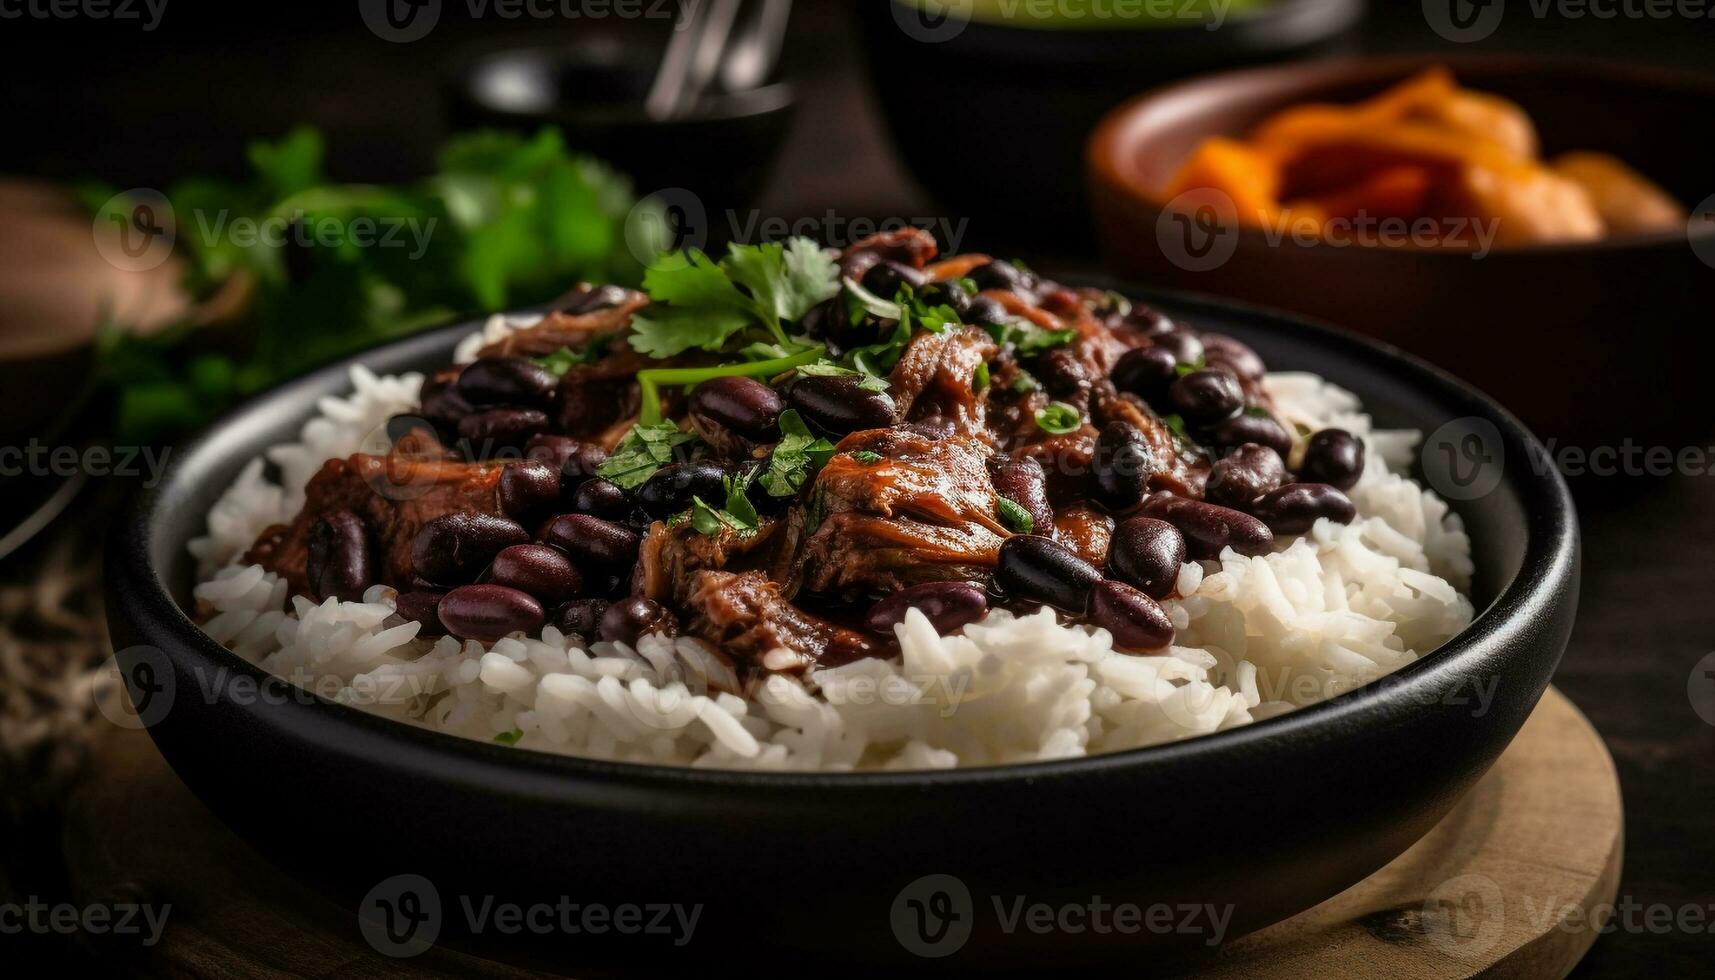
{"left": 1087, "top": 54, "right": 1715, "bottom": 451}
{"left": 858, "top": 0, "right": 1365, "bottom": 252}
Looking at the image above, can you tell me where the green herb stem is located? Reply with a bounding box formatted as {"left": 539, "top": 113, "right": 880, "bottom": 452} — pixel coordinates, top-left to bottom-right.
{"left": 636, "top": 346, "right": 826, "bottom": 425}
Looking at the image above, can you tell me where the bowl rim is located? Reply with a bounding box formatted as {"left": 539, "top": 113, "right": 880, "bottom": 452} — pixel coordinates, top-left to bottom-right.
{"left": 108, "top": 287, "right": 1577, "bottom": 789}
{"left": 1087, "top": 51, "right": 1715, "bottom": 257}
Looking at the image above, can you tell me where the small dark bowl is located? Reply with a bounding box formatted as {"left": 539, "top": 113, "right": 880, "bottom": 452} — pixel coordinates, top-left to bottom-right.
{"left": 446, "top": 38, "right": 796, "bottom": 220}
{"left": 857, "top": 0, "right": 1364, "bottom": 251}
{"left": 105, "top": 293, "right": 1576, "bottom": 971}
{"left": 1088, "top": 54, "right": 1715, "bottom": 452}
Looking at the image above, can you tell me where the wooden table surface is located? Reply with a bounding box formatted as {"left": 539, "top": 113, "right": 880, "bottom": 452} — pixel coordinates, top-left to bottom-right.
{"left": 1, "top": 1, "right": 1711, "bottom": 975}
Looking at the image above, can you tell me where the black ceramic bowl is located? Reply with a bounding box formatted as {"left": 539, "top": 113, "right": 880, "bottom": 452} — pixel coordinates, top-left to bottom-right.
{"left": 105, "top": 292, "right": 1577, "bottom": 972}
{"left": 857, "top": 0, "right": 1364, "bottom": 251}
{"left": 446, "top": 38, "right": 796, "bottom": 224}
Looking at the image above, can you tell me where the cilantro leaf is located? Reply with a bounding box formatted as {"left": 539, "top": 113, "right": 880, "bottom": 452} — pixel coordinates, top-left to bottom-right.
{"left": 493, "top": 728, "right": 524, "bottom": 745}
{"left": 973, "top": 362, "right": 991, "bottom": 392}
{"left": 997, "top": 497, "right": 1034, "bottom": 534}
{"left": 629, "top": 305, "right": 752, "bottom": 358}
{"left": 797, "top": 359, "right": 889, "bottom": 393}
{"left": 688, "top": 496, "right": 758, "bottom": 538}
{"left": 1034, "top": 402, "right": 1083, "bottom": 435}
{"left": 596, "top": 421, "right": 695, "bottom": 489}
{"left": 628, "top": 237, "right": 839, "bottom": 359}
{"left": 537, "top": 338, "right": 609, "bottom": 376}
{"left": 850, "top": 450, "right": 884, "bottom": 465}
{"left": 761, "top": 409, "right": 836, "bottom": 497}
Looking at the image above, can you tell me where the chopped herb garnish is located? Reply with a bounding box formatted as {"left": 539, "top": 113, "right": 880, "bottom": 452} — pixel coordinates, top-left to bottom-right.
{"left": 850, "top": 450, "right": 884, "bottom": 465}
{"left": 633, "top": 346, "right": 825, "bottom": 425}
{"left": 537, "top": 337, "right": 609, "bottom": 376}
{"left": 997, "top": 497, "right": 1034, "bottom": 534}
{"left": 973, "top": 361, "right": 991, "bottom": 392}
{"left": 844, "top": 275, "right": 904, "bottom": 323}
{"left": 688, "top": 495, "right": 758, "bottom": 537}
{"left": 1010, "top": 371, "right": 1040, "bottom": 395}
{"left": 595, "top": 420, "right": 696, "bottom": 489}
{"left": 1034, "top": 401, "right": 1083, "bottom": 435}
{"left": 1174, "top": 355, "right": 1208, "bottom": 377}
{"left": 797, "top": 359, "right": 889, "bottom": 393}
{"left": 1245, "top": 406, "right": 1273, "bottom": 419}
{"left": 629, "top": 238, "right": 839, "bottom": 358}
{"left": 983, "top": 318, "right": 1076, "bottom": 355}
{"left": 1162, "top": 413, "right": 1192, "bottom": 442}
{"left": 493, "top": 728, "right": 524, "bottom": 746}
{"left": 760, "top": 409, "right": 837, "bottom": 497}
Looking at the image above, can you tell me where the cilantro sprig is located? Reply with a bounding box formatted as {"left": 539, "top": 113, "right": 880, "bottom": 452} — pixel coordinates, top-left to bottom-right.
{"left": 1034, "top": 401, "right": 1083, "bottom": 435}
{"left": 760, "top": 410, "right": 836, "bottom": 497}
{"left": 629, "top": 238, "right": 839, "bottom": 358}
{"left": 595, "top": 420, "right": 696, "bottom": 489}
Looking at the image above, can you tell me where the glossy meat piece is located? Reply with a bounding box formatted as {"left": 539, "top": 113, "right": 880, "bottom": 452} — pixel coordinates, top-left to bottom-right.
{"left": 886, "top": 325, "right": 998, "bottom": 442}
{"left": 1093, "top": 389, "right": 1209, "bottom": 498}
{"left": 841, "top": 226, "right": 939, "bottom": 270}
{"left": 682, "top": 570, "right": 879, "bottom": 672}
{"left": 635, "top": 509, "right": 806, "bottom": 603}
{"left": 475, "top": 293, "right": 650, "bottom": 359}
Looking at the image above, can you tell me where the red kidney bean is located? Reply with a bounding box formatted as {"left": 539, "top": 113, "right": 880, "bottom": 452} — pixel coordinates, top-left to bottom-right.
{"left": 1140, "top": 494, "right": 1274, "bottom": 559}
{"left": 456, "top": 356, "right": 560, "bottom": 409}
{"left": 306, "top": 510, "right": 372, "bottom": 602}
{"left": 1199, "top": 333, "right": 1266, "bottom": 381}
{"left": 410, "top": 512, "right": 530, "bottom": 585}
{"left": 637, "top": 462, "right": 730, "bottom": 520}
{"left": 541, "top": 514, "right": 641, "bottom": 568}
{"left": 1153, "top": 330, "right": 1205, "bottom": 366}
{"left": 570, "top": 478, "right": 632, "bottom": 522}
{"left": 1111, "top": 346, "right": 1179, "bottom": 401}
{"left": 1032, "top": 347, "right": 1094, "bottom": 398}
{"left": 995, "top": 535, "right": 1103, "bottom": 612}
{"left": 600, "top": 597, "right": 676, "bottom": 645}
{"left": 1299, "top": 429, "right": 1366, "bottom": 491}
{"left": 1207, "top": 412, "right": 1293, "bottom": 457}
{"left": 419, "top": 375, "right": 472, "bottom": 423}
{"left": 395, "top": 591, "right": 447, "bottom": 637}
{"left": 1092, "top": 421, "right": 1159, "bottom": 511}
{"left": 689, "top": 376, "right": 784, "bottom": 443}
{"left": 1169, "top": 368, "right": 1244, "bottom": 426}
{"left": 1204, "top": 443, "right": 1288, "bottom": 511}
{"left": 552, "top": 598, "right": 609, "bottom": 638}
{"left": 786, "top": 374, "right": 897, "bottom": 435}
{"left": 457, "top": 407, "right": 550, "bottom": 455}
{"left": 485, "top": 544, "right": 584, "bottom": 605}
{"left": 499, "top": 461, "right": 562, "bottom": 519}
{"left": 1086, "top": 580, "right": 1175, "bottom": 651}
{"left": 865, "top": 581, "right": 989, "bottom": 635}
{"left": 526, "top": 434, "right": 607, "bottom": 481}
{"left": 987, "top": 456, "right": 1054, "bottom": 534}
{"left": 1251, "top": 483, "right": 1357, "bottom": 535}
{"left": 438, "top": 584, "right": 545, "bottom": 642}
{"left": 1107, "top": 516, "right": 1186, "bottom": 600}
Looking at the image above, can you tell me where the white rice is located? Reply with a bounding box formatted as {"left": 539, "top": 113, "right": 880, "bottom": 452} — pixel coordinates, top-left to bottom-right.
{"left": 187, "top": 315, "right": 1475, "bottom": 771}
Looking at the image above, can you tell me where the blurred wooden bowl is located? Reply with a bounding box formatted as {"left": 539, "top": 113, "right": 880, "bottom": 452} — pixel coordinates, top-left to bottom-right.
{"left": 1087, "top": 55, "right": 1715, "bottom": 450}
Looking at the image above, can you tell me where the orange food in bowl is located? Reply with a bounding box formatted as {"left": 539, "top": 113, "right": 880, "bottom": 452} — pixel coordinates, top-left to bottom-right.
{"left": 1164, "top": 68, "right": 1687, "bottom": 248}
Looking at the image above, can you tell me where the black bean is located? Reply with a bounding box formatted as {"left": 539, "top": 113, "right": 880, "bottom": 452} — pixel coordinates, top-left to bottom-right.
{"left": 965, "top": 295, "right": 1010, "bottom": 326}
{"left": 1107, "top": 516, "right": 1186, "bottom": 600}
{"left": 600, "top": 596, "right": 675, "bottom": 645}
{"left": 994, "top": 535, "right": 1103, "bottom": 612}
{"left": 967, "top": 260, "right": 1033, "bottom": 296}
{"left": 306, "top": 510, "right": 372, "bottom": 602}
{"left": 1299, "top": 429, "right": 1366, "bottom": 491}
{"left": 1111, "top": 346, "right": 1180, "bottom": 401}
{"left": 541, "top": 514, "right": 641, "bottom": 568}
{"left": 386, "top": 414, "right": 441, "bottom": 445}
{"left": 485, "top": 543, "right": 583, "bottom": 605}
{"left": 395, "top": 591, "right": 446, "bottom": 637}
{"left": 920, "top": 279, "right": 973, "bottom": 315}
{"left": 689, "top": 376, "right": 784, "bottom": 443}
{"left": 562, "top": 283, "right": 633, "bottom": 315}
{"left": 1140, "top": 494, "right": 1274, "bottom": 559}
{"left": 1204, "top": 443, "right": 1287, "bottom": 511}
{"left": 526, "top": 434, "right": 607, "bottom": 481}
{"left": 1169, "top": 368, "right": 1244, "bottom": 426}
{"left": 457, "top": 407, "right": 550, "bottom": 455}
{"left": 419, "top": 376, "right": 473, "bottom": 424}
{"left": 1032, "top": 347, "right": 1093, "bottom": 398}
{"left": 865, "top": 582, "right": 989, "bottom": 635}
{"left": 1251, "top": 483, "right": 1357, "bottom": 535}
{"left": 1200, "top": 333, "right": 1266, "bottom": 381}
{"left": 552, "top": 598, "right": 609, "bottom": 638}
{"left": 786, "top": 374, "right": 897, "bottom": 436}
{"left": 1119, "top": 306, "right": 1177, "bottom": 337}
{"left": 570, "top": 478, "right": 632, "bottom": 522}
{"left": 987, "top": 456, "right": 1055, "bottom": 535}
{"left": 1207, "top": 412, "right": 1293, "bottom": 457}
{"left": 861, "top": 259, "right": 929, "bottom": 298}
{"left": 457, "top": 357, "right": 560, "bottom": 409}
{"left": 637, "top": 462, "right": 730, "bottom": 520}
{"left": 742, "top": 464, "right": 790, "bottom": 516}
{"left": 499, "top": 461, "right": 562, "bottom": 520}
{"left": 1154, "top": 330, "right": 1206, "bottom": 366}
{"left": 1092, "top": 421, "right": 1159, "bottom": 511}
{"left": 1086, "top": 580, "right": 1176, "bottom": 651}
{"left": 839, "top": 250, "right": 883, "bottom": 283}
{"left": 438, "top": 584, "right": 545, "bottom": 642}
{"left": 410, "top": 512, "right": 530, "bottom": 585}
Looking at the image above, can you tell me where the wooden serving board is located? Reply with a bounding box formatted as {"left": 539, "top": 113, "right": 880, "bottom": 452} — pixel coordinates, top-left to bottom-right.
{"left": 56, "top": 687, "right": 1622, "bottom": 977}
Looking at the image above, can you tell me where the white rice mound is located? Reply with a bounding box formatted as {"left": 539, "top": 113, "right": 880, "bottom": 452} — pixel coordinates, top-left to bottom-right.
{"left": 188, "top": 314, "right": 1475, "bottom": 771}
